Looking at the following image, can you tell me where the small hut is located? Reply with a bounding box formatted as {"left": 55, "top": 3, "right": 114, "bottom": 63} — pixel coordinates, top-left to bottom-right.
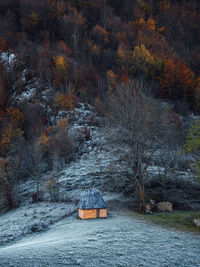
{"left": 78, "top": 188, "right": 107, "bottom": 219}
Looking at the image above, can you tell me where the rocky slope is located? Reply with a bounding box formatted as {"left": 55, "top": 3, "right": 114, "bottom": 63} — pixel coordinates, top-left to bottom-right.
{"left": 0, "top": 103, "right": 199, "bottom": 247}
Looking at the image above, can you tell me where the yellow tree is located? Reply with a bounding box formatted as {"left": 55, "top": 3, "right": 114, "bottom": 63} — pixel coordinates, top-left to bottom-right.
{"left": 131, "top": 43, "right": 154, "bottom": 76}
{"left": 57, "top": 118, "right": 68, "bottom": 130}
{"left": 107, "top": 70, "right": 117, "bottom": 91}
{"left": 147, "top": 18, "right": 156, "bottom": 31}
{"left": 184, "top": 120, "right": 200, "bottom": 180}
{"left": 53, "top": 55, "right": 68, "bottom": 76}
{"left": 55, "top": 1, "right": 67, "bottom": 18}
{"left": 7, "top": 107, "right": 24, "bottom": 128}
{"left": 55, "top": 93, "right": 74, "bottom": 111}
{"left": 1, "top": 108, "right": 24, "bottom": 153}
{"left": 117, "top": 44, "right": 130, "bottom": 83}
{"left": 1, "top": 125, "right": 24, "bottom": 154}
{"left": 53, "top": 55, "right": 69, "bottom": 89}
{"left": 117, "top": 44, "right": 129, "bottom": 65}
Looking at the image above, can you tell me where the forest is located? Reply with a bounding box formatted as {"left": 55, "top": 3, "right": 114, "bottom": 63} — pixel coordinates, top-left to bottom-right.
{"left": 0, "top": 0, "right": 200, "bottom": 212}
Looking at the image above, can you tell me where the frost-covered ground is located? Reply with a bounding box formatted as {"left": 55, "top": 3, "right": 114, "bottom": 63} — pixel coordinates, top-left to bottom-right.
{"left": 0, "top": 209, "right": 199, "bottom": 267}
{"left": 0, "top": 202, "right": 75, "bottom": 246}
{"left": 16, "top": 104, "right": 130, "bottom": 204}
{"left": 58, "top": 124, "right": 129, "bottom": 201}
{"left": 0, "top": 104, "right": 129, "bottom": 246}
{"left": 0, "top": 51, "right": 16, "bottom": 70}
{"left": 1, "top": 103, "right": 199, "bottom": 247}
{"left": 0, "top": 101, "right": 199, "bottom": 265}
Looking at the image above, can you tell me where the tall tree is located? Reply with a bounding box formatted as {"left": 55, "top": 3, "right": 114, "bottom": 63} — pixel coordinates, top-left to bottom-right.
{"left": 107, "top": 80, "right": 177, "bottom": 210}
{"left": 184, "top": 120, "right": 200, "bottom": 180}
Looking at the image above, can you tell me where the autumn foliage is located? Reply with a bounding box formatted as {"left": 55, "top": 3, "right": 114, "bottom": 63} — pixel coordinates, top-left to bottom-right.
{"left": 0, "top": 0, "right": 199, "bottom": 210}
{"left": 0, "top": 0, "right": 198, "bottom": 106}
{"left": 1, "top": 108, "right": 24, "bottom": 153}
{"left": 55, "top": 93, "right": 74, "bottom": 111}
{"left": 159, "top": 59, "right": 194, "bottom": 100}
{"left": 38, "top": 119, "right": 73, "bottom": 159}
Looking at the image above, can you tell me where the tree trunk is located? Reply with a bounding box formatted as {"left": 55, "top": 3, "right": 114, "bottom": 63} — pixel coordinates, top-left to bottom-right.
{"left": 138, "top": 175, "right": 145, "bottom": 212}
{"left": 36, "top": 177, "right": 40, "bottom": 201}
{"left": 6, "top": 185, "right": 14, "bottom": 210}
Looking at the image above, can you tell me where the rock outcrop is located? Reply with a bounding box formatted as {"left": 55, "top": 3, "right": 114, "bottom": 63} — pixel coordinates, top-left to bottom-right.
{"left": 158, "top": 201, "right": 173, "bottom": 212}
{"left": 145, "top": 203, "right": 152, "bottom": 213}
{"left": 193, "top": 218, "right": 200, "bottom": 227}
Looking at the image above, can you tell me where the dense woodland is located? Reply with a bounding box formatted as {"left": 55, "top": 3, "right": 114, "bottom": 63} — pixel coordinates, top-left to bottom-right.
{"left": 0, "top": 0, "right": 200, "bottom": 211}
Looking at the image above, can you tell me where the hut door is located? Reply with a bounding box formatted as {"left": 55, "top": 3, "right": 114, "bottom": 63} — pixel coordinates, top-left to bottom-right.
{"left": 97, "top": 209, "right": 100, "bottom": 218}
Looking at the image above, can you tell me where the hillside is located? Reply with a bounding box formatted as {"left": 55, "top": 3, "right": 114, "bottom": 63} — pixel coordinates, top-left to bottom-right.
{"left": 0, "top": 0, "right": 199, "bottom": 212}
{"left": 0, "top": 1, "right": 200, "bottom": 265}
{"left": 0, "top": 103, "right": 199, "bottom": 248}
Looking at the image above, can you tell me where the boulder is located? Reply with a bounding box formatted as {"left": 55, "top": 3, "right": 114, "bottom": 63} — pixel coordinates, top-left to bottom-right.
{"left": 150, "top": 199, "right": 157, "bottom": 211}
{"left": 158, "top": 201, "right": 173, "bottom": 212}
{"left": 150, "top": 199, "right": 156, "bottom": 206}
{"left": 193, "top": 218, "right": 200, "bottom": 227}
{"left": 145, "top": 199, "right": 157, "bottom": 213}
{"left": 145, "top": 203, "right": 152, "bottom": 213}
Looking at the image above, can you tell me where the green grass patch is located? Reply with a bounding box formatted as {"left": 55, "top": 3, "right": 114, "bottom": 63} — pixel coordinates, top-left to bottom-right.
{"left": 138, "top": 211, "right": 200, "bottom": 234}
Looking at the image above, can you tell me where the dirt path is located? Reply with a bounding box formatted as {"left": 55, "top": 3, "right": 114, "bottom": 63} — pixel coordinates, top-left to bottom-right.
{"left": 0, "top": 210, "right": 199, "bottom": 267}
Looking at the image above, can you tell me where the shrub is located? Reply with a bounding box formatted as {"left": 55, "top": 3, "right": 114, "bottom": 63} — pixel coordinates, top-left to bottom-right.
{"left": 55, "top": 93, "right": 74, "bottom": 111}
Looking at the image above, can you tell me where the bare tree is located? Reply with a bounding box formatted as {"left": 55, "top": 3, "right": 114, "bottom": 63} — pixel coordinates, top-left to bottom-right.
{"left": 26, "top": 143, "right": 46, "bottom": 201}
{"left": 49, "top": 152, "right": 65, "bottom": 202}
{"left": 0, "top": 158, "right": 17, "bottom": 211}
{"left": 107, "top": 80, "right": 177, "bottom": 211}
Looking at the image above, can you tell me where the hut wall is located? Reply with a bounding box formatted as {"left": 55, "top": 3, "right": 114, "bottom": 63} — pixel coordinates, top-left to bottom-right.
{"left": 78, "top": 209, "right": 97, "bottom": 219}
{"left": 99, "top": 209, "right": 107, "bottom": 218}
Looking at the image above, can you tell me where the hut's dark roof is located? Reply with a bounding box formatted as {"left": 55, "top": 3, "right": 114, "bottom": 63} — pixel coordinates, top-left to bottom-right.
{"left": 78, "top": 188, "right": 107, "bottom": 210}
